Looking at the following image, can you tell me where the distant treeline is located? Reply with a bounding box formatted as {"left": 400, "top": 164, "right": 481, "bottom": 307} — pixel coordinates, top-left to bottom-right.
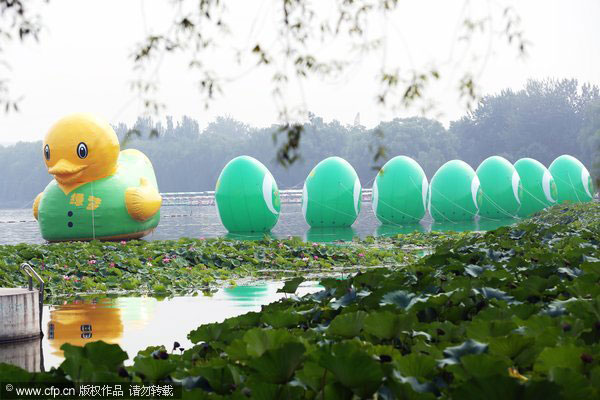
{"left": 0, "top": 78, "right": 598, "bottom": 208}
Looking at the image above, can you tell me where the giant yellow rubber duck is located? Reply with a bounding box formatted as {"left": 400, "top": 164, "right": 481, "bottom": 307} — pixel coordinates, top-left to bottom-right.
{"left": 33, "top": 113, "right": 162, "bottom": 241}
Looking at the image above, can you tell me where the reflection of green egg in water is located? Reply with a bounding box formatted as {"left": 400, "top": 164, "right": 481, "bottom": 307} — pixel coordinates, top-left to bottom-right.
{"left": 514, "top": 158, "right": 557, "bottom": 217}
{"left": 476, "top": 218, "right": 519, "bottom": 231}
{"left": 116, "top": 297, "right": 157, "bottom": 325}
{"left": 549, "top": 155, "right": 594, "bottom": 203}
{"left": 224, "top": 232, "right": 276, "bottom": 241}
{"left": 305, "top": 226, "right": 356, "bottom": 243}
{"left": 224, "top": 285, "right": 269, "bottom": 305}
{"left": 428, "top": 160, "right": 481, "bottom": 222}
{"left": 476, "top": 156, "right": 522, "bottom": 219}
{"left": 215, "top": 156, "right": 280, "bottom": 233}
{"left": 372, "top": 156, "right": 428, "bottom": 224}
{"left": 302, "top": 157, "right": 361, "bottom": 228}
{"left": 430, "top": 220, "right": 479, "bottom": 233}
{"left": 375, "top": 223, "right": 427, "bottom": 237}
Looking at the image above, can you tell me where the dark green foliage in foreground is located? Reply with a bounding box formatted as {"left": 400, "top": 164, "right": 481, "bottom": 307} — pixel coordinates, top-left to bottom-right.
{"left": 2, "top": 202, "right": 599, "bottom": 399}
{"left": 0, "top": 235, "right": 417, "bottom": 302}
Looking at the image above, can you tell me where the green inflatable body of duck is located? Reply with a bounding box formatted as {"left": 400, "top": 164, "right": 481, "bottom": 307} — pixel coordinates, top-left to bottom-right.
{"left": 33, "top": 114, "right": 162, "bottom": 241}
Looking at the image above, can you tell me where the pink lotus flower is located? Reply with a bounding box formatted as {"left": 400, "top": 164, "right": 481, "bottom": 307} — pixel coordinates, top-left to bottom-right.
{"left": 62, "top": 275, "right": 70, "bottom": 280}
{"left": 163, "top": 258, "right": 171, "bottom": 263}
{"left": 110, "top": 263, "right": 115, "bottom": 268}
{"left": 312, "top": 242, "right": 319, "bottom": 247}
{"left": 313, "top": 255, "right": 319, "bottom": 260}
{"left": 88, "top": 260, "right": 96, "bottom": 265}
{"left": 358, "top": 253, "right": 365, "bottom": 258}
{"left": 120, "top": 240, "right": 127, "bottom": 245}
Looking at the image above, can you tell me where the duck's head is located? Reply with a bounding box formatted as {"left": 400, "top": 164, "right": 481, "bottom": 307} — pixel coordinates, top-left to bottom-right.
{"left": 43, "top": 113, "right": 120, "bottom": 194}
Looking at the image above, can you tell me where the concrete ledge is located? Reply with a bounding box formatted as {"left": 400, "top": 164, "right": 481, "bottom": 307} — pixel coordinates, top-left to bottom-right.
{"left": 0, "top": 288, "right": 41, "bottom": 342}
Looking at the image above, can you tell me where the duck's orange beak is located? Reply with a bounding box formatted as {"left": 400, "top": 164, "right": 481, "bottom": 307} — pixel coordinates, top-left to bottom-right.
{"left": 48, "top": 159, "right": 87, "bottom": 184}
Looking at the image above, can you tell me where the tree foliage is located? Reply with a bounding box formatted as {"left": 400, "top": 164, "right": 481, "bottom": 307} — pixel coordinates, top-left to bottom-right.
{"left": 450, "top": 78, "right": 600, "bottom": 168}
{"left": 1, "top": 79, "right": 597, "bottom": 208}
{"left": 131, "top": 0, "right": 528, "bottom": 165}
{"left": 0, "top": 0, "right": 530, "bottom": 167}
{"left": 0, "top": 0, "right": 46, "bottom": 112}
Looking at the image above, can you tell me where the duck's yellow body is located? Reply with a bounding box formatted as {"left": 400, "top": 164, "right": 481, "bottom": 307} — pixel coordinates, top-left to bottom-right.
{"left": 33, "top": 114, "right": 162, "bottom": 241}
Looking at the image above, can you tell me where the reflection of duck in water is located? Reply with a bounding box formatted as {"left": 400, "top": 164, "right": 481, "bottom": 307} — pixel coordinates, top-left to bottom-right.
{"left": 223, "top": 285, "right": 269, "bottom": 308}
{"left": 47, "top": 298, "right": 123, "bottom": 356}
{"left": 33, "top": 113, "right": 162, "bottom": 241}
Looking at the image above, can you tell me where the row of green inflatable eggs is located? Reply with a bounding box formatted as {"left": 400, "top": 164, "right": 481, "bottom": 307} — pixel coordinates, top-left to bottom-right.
{"left": 215, "top": 155, "right": 595, "bottom": 232}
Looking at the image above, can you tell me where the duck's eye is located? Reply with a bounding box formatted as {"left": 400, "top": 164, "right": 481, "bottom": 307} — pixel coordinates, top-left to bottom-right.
{"left": 77, "top": 142, "right": 88, "bottom": 159}
{"left": 44, "top": 144, "right": 50, "bottom": 161}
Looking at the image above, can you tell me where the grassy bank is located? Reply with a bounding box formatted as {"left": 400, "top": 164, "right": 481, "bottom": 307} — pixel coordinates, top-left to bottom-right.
{"left": 2, "top": 202, "right": 599, "bottom": 398}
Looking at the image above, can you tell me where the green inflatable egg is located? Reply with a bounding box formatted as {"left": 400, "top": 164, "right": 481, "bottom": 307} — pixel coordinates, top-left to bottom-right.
{"left": 428, "top": 160, "right": 481, "bottom": 222}
{"left": 476, "top": 156, "right": 522, "bottom": 219}
{"left": 372, "top": 156, "right": 428, "bottom": 224}
{"left": 549, "top": 155, "right": 594, "bottom": 203}
{"left": 215, "top": 156, "right": 280, "bottom": 233}
{"left": 302, "top": 157, "right": 361, "bottom": 228}
{"left": 514, "top": 158, "right": 557, "bottom": 217}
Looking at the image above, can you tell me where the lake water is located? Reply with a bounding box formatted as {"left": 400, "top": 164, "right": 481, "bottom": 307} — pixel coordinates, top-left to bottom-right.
{"left": 0, "top": 203, "right": 517, "bottom": 245}
{"left": 0, "top": 204, "right": 519, "bottom": 372}
{"left": 0, "top": 281, "right": 323, "bottom": 372}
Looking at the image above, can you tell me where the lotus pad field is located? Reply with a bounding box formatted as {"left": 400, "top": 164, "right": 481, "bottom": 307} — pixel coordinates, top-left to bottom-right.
{"left": 0, "top": 235, "right": 428, "bottom": 302}
{"left": 1, "top": 202, "right": 600, "bottom": 399}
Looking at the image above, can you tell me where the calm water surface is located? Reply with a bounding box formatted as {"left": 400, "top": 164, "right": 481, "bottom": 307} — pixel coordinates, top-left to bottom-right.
{"left": 0, "top": 282, "right": 322, "bottom": 372}
{"left": 0, "top": 203, "right": 517, "bottom": 245}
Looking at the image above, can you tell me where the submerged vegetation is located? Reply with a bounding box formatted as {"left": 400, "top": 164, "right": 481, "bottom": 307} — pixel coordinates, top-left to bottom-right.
{"left": 2, "top": 202, "right": 599, "bottom": 399}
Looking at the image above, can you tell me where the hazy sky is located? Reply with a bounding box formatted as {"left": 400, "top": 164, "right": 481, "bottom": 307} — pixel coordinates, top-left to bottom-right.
{"left": 1, "top": 0, "right": 599, "bottom": 143}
